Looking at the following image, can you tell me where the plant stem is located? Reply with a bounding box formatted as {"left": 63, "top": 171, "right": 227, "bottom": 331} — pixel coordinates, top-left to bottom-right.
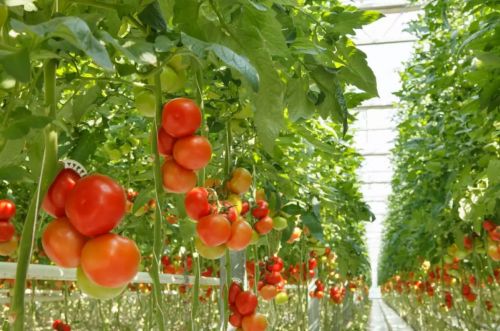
{"left": 149, "top": 71, "right": 167, "bottom": 331}
{"left": 11, "top": 59, "right": 59, "bottom": 331}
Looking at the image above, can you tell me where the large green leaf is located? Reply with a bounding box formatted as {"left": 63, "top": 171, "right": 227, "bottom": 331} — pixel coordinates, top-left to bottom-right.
{"left": 0, "top": 47, "right": 30, "bottom": 82}
{"left": 11, "top": 17, "right": 114, "bottom": 70}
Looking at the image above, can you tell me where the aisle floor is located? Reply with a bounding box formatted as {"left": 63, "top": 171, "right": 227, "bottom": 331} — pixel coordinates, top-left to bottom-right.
{"left": 368, "top": 299, "right": 413, "bottom": 331}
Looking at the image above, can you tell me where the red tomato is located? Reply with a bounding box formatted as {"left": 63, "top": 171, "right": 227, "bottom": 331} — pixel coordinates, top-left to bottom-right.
{"left": 65, "top": 174, "right": 126, "bottom": 237}
{"left": 308, "top": 258, "right": 317, "bottom": 270}
{"left": 161, "top": 159, "right": 197, "bottom": 193}
{"left": 229, "top": 281, "right": 243, "bottom": 305}
{"left": 0, "top": 199, "right": 16, "bottom": 221}
{"left": 229, "top": 312, "right": 242, "bottom": 328}
{"left": 241, "top": 201, "right": 250, "bottom": 215}
{"left": 42, "top": 169, "right": 80, "bottom": 218}
{"left": 252, "top": 200, "right": 269, "bottom": 219}
{"left": 227, "top": 220, "right": 253, "bottom": 251}
{"left": 264, "top": 271, "right": 283, "bottom": 285}
{"left": 42, "top": 218, "right": 87, "bottom": 268}
{"left": 184, "top": 188, "right": 212, "bottom": 220}
{"left": 227, "top": 168, "right": 252, "bottom": 194}
{"left": 241, "top": 313, "right": 268, "bottom": 331}
{"left": 81, "top": 233, "right": 140, "bottom": 288}
{"left": 162, "top": 98, "right": 201, "bottom": 138}
{"left": 196, "top": 214, "right": 231, "bottom": 247}
{"left": 157, "top": 128, "right": 176, "bottom": 156}
{"left": 266, "top": 256, "right": 284, "bottom": 272}
{"left": 222, "top": 201, "right": 238, "bottom": 222}
{"left": 254, "top": 216, "right": 273, "bottom": 235}
{"left": 489, "top": 226, "right": 500, "bottom": 242}
{"left": 483, "top": 220, "right": 496, "bottom": 232}
{"left": 235, "top": 291, "right": 258, "bottom": 316}
{"left": 173, "top": 135, "right": 212, "bottom": 170}
{"left": 259, "top": 284, "right": 277, "bottom": 300}
{"left": 0, "top": 222, "right": 15, "bottom": 242}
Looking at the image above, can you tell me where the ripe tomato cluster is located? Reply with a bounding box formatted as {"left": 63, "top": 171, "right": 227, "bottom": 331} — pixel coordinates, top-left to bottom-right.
{"left": 52, "top": 319, "right": 71, "bottom": 331}
{"left": 257, "top": 256, "right": 286, "bottom": 301}
{"left": 42, "top": 170, "right": 140, "bottom": 299}
{"left": 483, "top": 220, "right": 500, "bottom": 261}
{"left": 228, "top": 281, "right": 268, "bottom": 331}
{"left": 329, "top": 286, "right": 346, "bottom": 304}
{"left": 0, "top": 199, "right": 17, "bottom": 251}
{"left": 159, "top": 98, "right": 211, "bottom": 193}
{"left": 310, "top": 279, "right": 325, "bottom": 299}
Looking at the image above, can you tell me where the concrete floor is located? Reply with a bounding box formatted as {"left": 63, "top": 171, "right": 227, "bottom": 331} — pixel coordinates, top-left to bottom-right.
{"left": 368, "top": 299, "right": 413, "bottom": 331}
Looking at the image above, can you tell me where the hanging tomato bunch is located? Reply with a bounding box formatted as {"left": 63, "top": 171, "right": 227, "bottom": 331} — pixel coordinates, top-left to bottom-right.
{"left": 0, "top": 199, "right": 16, "bottom": 244}
{"left": 159, "top": 98, "right": 211, "bottom": 193}
{"left": 41, "top": 169, "right": 141, "bottom": 299}
{"left": 228, "top": 281, "right": 268, "bottom": 331}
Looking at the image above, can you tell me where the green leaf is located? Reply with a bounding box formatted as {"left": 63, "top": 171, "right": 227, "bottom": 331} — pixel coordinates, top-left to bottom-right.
{"left": 487, "top": 159, "right": 500, "bottom": 185}
{"left": 100, "top": 32, "right": 157, "bottom": 65}
{"left": 69, "top": 129, "right": 105, "bottom": 164}
{"left": 0, "top": 138, "right": 25, "bottom": 168}
{"left": 132, "top": 188, "right": 154, "bottom": 213}
{"left": 0, "top": 47, "right": 30, "bottom": 82}
{"left": 11, "top": 17, "right": 114, "bottom": 71}
{"left": 301, "top": 212, "right": 324, "bottom": 242}
{"left": 286, "top": 78, "right": 315, "bottom": 121}
{"left": 208, "top": 44, "right": 260, "bottom": 92}
{"left": 2, "top": 115, "right": 52, "bottom": 139}
{"left": 138, "top": 1, "right": 167, "bottom": 32}
{"left": 323, "top": 9, "right": 383, "bottom": 35}
{"left": 337, "top": 44, "right": 378, "bottom": 97}
{"left": 0, "top": 165, "right": 33, "bottom": 183}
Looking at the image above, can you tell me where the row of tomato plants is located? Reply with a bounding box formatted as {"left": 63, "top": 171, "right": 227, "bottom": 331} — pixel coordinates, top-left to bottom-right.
{"left": 379, "top": 0, "right": 499, "bottom": 328}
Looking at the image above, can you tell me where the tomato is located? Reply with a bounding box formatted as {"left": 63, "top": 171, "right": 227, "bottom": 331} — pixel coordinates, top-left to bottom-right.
{"left": 252, "top": 200, "right": 269, "bottom": 219}
{"left": 81, "top": 234, "right": 140, "bottom": 287}
{"left": 483, "top": 220, "right": 496, "bottom": 232}
{"left": 227, "top": 168, "right": 252, "bottom": 194}
{"left": 161, "top": 159, "right": 197, "bottom": 193}
{"left": 250, "top": 230, "right": 260, "bottom": 245}
{"left": 254, "top": 216, "right": 273, "bottom": 235}
{"left": 487, "top": 240, "right": 500, "bottom": 262}
{"left": 0, "top": 235, "right": 17, "bottom": 256}
{"left": 173, "top": 135, "right": 212, "bottom": 170}
{"left": 77, "top": 267, "right": 125, "bottom": 300}
{"left": 228, "top": 195, "right": 243, "bottom": 214}
{"left": 194, "top": 237, "right": 226, "bottom": 260}
{"left": 287, "top": 227, "right": 302, "bottom": 243}
{"left": 162, "top": 98, "right": 201, "bottom": 138}
{"left": 241, "top": 313, "right": 268, "bottom": 331}
{"left": 65, "top": 174, "right": 126, "bottom": 237}
{"left": 157, "top": 128, "right": 176, "bottom": 156}
{"left": 266, "top": 256, "right": 284, "bottom": 272}
{"left": 134, "top": 89, "right": 156, "bottom": 117}
{"left": 184, "top": 187, "right": 212, "bottom": 221}
{"left": 229, "top": 312, "right": 242, "bottom": 328}
{"left": 221, "top": 201, "right": 238, "bottom": 223}
{"left": 275, "top": 292, "right": 288, "bottom": 305}
{"left": 0, "top": 199, "right": 16, "bottom": 220}
{"left": 166, "top": 215, "right": 178, "bottom": 224}
{"left": 196, "top": 214, "right": 231, "bottom": 247}
{"left": 308, "top": 258, "right": 317, "bottom": 270}
{"left": 255, "top": 189, "right": 266, "bottom": 202}
{"left": 0, "top": 221, "right": 15, "bottom": 242}
{"left": 42, "top": 218, "right": 87, "bottom": 268}
{"left": 259, "top": 284, "right": 277, "bottom": 300}
{"left": 229, "top": 281, "right": 243, "bottom": 305}
{"left": 264, "top": 271, "right": 283, "bottom": 285}
{"left": 489, "top": 226, "right": 500, "bottom": 242}
{"left": 160, "top": 65, "right": 186, "bottom": 93}
{"left": 241, "top": 201, "right": 250, "bottom": 215}
{"left": 42, "top": 169, "right": 81, "bottom": 218}
{"left": 272, "top": 217, "right": 287, "bottom": 231}
{"left": 227, "top": 220, "right": 253, "bottom": 251}
{"left": 168, "top": 54, "right": 189, "bottom": 72}
{"left": 235, "top": 291, "right": 258, "bottom": 316}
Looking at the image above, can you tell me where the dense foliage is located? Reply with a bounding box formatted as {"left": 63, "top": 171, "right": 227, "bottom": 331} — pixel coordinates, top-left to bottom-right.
{"left": 0, "top": 0, "right": 379, "bottom": 330}
{"left": 380, "top": 0, "right": 499, "bottom": 329}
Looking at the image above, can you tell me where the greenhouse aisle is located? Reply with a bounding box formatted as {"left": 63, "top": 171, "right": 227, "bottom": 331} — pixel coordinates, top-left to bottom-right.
{"left": 368, "top": 299, "right": 413, "bottom": 331}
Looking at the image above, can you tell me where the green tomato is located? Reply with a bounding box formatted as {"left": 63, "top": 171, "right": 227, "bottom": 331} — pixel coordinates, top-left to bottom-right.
{"left": 77, "top": 267, "right": 126, "bottom": 300}
{"left": 455, "top": 249, "right": 469, "bottom": 260}
{"left": 195, "top": 237, "right": 226, "bottom": 260}
{"left": 273, "top": 217, "right": 288, "bottom": 231}
{"left": 134, "top": 90, "right": 156, "bottom": 117}
{"left": 168, "top": 54, "right": 189, "bottom": 72}
{"left": 443, "top": 254, "right": 454, "bottom": 264}
{"left": 160, "top": 66, "right": 186, "bottom": 93}
{"left": 250, "top": 230, "right": 260, "bottom": 245}
{"left": 275, "top": 292, "right": 288, "bottom": 305}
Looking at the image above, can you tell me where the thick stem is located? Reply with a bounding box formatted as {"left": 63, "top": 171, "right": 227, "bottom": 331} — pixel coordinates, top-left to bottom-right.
{"left": 11, "top": 59, "right": 59, "bottom": 331}
{"left": 149, "top": 71, "right": 167, "bottom": 331}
